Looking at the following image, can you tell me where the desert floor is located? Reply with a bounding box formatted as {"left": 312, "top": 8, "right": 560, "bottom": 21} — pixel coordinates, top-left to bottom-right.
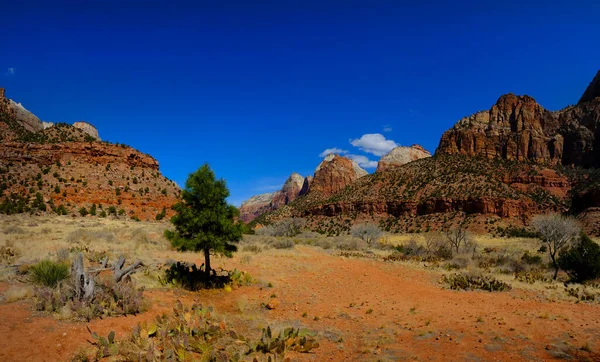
{"left": 1, "top": 215, "right": 599, "bottom": 361}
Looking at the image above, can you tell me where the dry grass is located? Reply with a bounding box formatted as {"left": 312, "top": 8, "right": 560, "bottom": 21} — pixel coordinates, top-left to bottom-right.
{"left": 1, "top": 284, "right": 34, "bottom": 303}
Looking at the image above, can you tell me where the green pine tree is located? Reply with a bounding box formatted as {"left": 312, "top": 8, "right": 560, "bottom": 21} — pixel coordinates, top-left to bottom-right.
{"left": 165, "top": 164, "right": 242, "bottom": 279}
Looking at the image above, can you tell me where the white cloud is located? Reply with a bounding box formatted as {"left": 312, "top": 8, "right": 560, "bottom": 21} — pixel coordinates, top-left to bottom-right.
{"left": 383, "top": 124, "right": 392, "bottom": 132}
{"left": 4, "top": 68, "right": 14, "bottom": 77}
{"left": 318, "top": 147, "right": 348, "bottom": 157}
{"left": 349, "top": 133, "right": 398, "bottom": 156}
{"left": 347, "top": 154, "right": 377, "bottom": 169}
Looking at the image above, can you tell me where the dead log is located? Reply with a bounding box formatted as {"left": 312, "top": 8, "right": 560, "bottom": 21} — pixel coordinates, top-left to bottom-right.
{"left": 113, "top": 255, "right": 143, "bottom": 283}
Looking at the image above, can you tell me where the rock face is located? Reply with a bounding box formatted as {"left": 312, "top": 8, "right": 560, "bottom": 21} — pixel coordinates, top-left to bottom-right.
{"left": 73, "top": 121, "right": 100, "bottom": 140}
{"left": 436, "top": 84, "right": 600, "bottom": 168}
{"left": 299, "top": 175, "right": 313, "bottom": 196}
{"left": 579, "top": 70, "right": 600, "bottom": 104}
{"left": 0, "top": 141, "right": 159, "bottom": 170}
{"left": 239, "top": 173, "right": 307, "bottom": 222}
{"left": 310, "top": 154, "right": 368, "bottom": 197}
{"left": 436, "top": 93, "right": 563, "bottom": 164}
{"left": 271, "top": 173, "right": 305, "bottom": 208}
{"left": 240, "top": 156, "right": 369, "bottom": 221}
{"left": 377, "top": 145, "right": 431, "bottom": 172}
{"left": 239, "top": 193, "right": 276, "bottom": 222}
{"left": 8, "top": 100, "right": 43, "bottom": 133}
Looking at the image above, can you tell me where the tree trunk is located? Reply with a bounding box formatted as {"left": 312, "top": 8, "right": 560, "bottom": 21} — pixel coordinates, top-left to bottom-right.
{"left": 204, "top": 248, "right": 211, "bottom": 279}
{"left": 550, "top": 251, "right": 559, "bottom": 280}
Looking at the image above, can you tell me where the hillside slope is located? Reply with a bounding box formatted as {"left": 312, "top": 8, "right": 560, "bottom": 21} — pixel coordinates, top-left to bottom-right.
{"left": 0, "top": 88, "right": 180, "bottom": 220}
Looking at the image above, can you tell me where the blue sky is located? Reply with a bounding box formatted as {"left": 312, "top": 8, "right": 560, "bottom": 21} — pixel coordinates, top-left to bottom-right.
{"left": 2, "top": 1, "right": 599, "bottom": 205}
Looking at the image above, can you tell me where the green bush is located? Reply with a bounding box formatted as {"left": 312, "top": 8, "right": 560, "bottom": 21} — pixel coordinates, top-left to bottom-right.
{"left": 79, "top": 207, "right": 88, "bottom": 216}
{"left": 558, "top": 233, "right": 600, "bottom": 282}
{"left": 29, "top": 259, "right": 70, "bottom": 287}
{"left": 520, "top": 251, "right": 542, "bottom": 265}
{"left": 155, "top": 207, "right": 166, "bottom": 221}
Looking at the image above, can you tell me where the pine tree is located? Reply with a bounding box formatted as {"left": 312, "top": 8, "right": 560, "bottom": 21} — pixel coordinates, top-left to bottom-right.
{"left": 165, "top": 164, "right": 242, "bottom": 279}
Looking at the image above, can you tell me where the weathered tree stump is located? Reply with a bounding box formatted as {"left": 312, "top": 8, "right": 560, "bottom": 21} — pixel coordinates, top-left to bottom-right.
{"left": 71, "top": 253, "right": 143, "bottom": 301}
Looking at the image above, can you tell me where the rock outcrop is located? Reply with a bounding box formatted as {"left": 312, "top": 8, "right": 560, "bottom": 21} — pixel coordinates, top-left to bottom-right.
{"left": 73, "top": 121, "right": 100, "bottom": 140}
{"left": 310, "top": 154, "right": 368, "bottom": 197}
{"left": 8, "top": 100, "right": 43, "bottom": 133}
{"left": 239, "top": 173, "right": 308, "bottom": 222}
{"left": 240, "top": 155, "right": 369, "bottom": 221}
{"left": 239, "top": 193, "right": 277, "bottom": 222}
{"left": 0, "top": 141, "right": 159, "bottom": 170}
{"left": 377, "top": 145, "right": 431, "bottom": 172}
{"left": 271, "top": 173, "right": 305, "bottom": 208}
{"left": 436, "top": 93, "right": 563, "bottom": 164}
{"left": 299, "top": 175, "right": 313, "bottom": 196}
{"left": 436, "top": 80, "right": 600, "bottom": 168}
{"left": 579, "top": 70, "right": 600, "bottom": 104}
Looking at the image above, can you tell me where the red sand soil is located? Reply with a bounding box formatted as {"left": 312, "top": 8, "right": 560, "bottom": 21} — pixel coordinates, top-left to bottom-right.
{"left": 1, "top": 246, "right": 600, "bottom": 361}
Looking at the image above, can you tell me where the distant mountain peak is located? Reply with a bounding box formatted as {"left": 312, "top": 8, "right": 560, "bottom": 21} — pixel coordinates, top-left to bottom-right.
{"left": 579, "top": 70, "right": 600, "bottom": 104}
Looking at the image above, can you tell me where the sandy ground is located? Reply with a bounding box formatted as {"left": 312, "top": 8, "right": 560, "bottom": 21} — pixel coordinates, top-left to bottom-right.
{"left": 1, "top": 239, "right": 600, "bottom": 361}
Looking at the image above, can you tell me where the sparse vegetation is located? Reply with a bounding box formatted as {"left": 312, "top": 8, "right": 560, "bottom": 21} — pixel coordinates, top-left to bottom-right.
{"left": 532, "top": 214, "right": 581, "bottom": 279}
{"left": 443, "top": 272, "right": 512, "bottom": 292}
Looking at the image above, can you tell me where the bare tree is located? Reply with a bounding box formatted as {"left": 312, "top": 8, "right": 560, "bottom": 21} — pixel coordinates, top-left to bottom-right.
{"left": 445, "top": 224, "right": 471, "bottom": 254}
{"left": 351, "top": 223, "right": 382, "bottom": 245}
{"left": 531, "top": 214, "right": 580, "bottom": 280}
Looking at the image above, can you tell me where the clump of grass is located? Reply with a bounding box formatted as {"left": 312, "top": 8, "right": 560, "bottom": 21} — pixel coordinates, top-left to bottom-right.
{"left": 442, "top": 272, "right": 512, "bottom": 292}
{"left": 270, "top": 239, "right": 295, "bottom": 249}
{"left": 2, "top": 285, "right": 34, "bottom": 303}
{"left": 2, "top": 225, "right": 25, "bottom": 234}
{"left": 29, "top": 259, "right": 70, "bottom": 287}
{"left": 242, "top": 244, "right": 264, "bottom": 253}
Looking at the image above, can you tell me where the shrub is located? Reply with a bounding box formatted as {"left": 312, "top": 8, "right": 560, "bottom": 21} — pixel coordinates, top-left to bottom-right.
{"left": 257, "top": 218, "right": 307, "bottom": 237}
{"left": 241, "top": 243, "right": 264, "bottom": 253}
{"left": 270, "top": 239, "right": 295, "bottom": 249}
{"left": 558, "top": 233, "right": 600, "bottom": 283}
{"left": 79, "top": 207, "right": 88, "bottom": 217}
{"left": 442, "top": 272, "right": 512, "bottom": 292}
{"left": 29, "top": 259, "right": 70, "bottom": 288}
{"left": 155, "top": 207, "right": 166, "bottom": 221}
{"left": 532, "top": 214, "right": 580, "bottom": 280}
{"left": 34, "top": 255, "right": 145, "bottom": 321}
{"left": 350, "top": 223, "right": 382, "bottom": 244}
{"left": 403, "top": 239, "right": 426, "bottom": 256}
{"left": 0, "top": 242, "right": 20, "bottom": 264}
{"left": 521, "top": 251, "right": 542, "bottom": 265}
{"left": 333, "top": 236, "right": 362, "bottom": 251}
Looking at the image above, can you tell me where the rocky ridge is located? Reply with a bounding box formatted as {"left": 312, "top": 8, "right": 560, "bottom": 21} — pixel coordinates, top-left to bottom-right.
{"left": 255, "top": 70, "right": 600, "bottom": 235}
{"left": 310, "top": 154, "right": 368, "bottom": 197}
{"left": 377, "top": 145, "right": 431, "bottom": 172}
{"left": 0, "top": 88, "right": 180, "bottom": 220}
{"left": 240, "top": 155, "right": 368, "bottom": 222}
